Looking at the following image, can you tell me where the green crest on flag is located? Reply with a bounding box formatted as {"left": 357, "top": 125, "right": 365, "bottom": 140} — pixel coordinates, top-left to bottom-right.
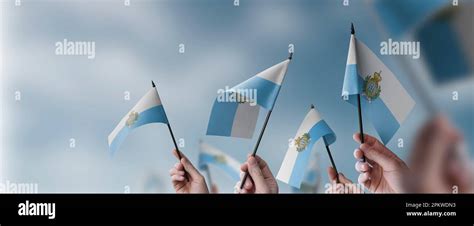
{"left": 295, "top": 133, "right": 311, "bottom": 152}
{"left": 126, "top": 111, "right": 139, "bottom": 127}
{"left": 214, "top": 154, "right": 227, "bottom": 164}
{"left": 363, "top": 71, "right": 382, "bottom": 101}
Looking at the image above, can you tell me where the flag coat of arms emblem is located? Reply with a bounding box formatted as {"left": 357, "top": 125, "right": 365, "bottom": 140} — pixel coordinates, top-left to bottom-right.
{"left": 108, "top": 87, "right": 169, "bottom": 154}
{"left": 342, "top": 33, "right": 415, "bottom": 144}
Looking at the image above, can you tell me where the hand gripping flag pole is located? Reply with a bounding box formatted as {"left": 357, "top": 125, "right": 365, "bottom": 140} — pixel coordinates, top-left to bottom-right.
{"left": 352, "top": 23, "right": 366, "bottom": 162}
{"left": 309, "top": 104, "right": 340, "bottom": 184}
{"left": 152, "top": 80, "right": 188, "bottom": 180}
{"left": 276, "top": 104, "right": 337, "bottom": 188}
{"left": 343, "top": 22, "right": 415, "bottom": 160}
{"left": 239, "top": 52, "right": 293, "bottom": 189}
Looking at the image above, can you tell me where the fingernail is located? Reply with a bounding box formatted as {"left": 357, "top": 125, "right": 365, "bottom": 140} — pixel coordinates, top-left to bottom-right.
{"left": 248, "top": 157, "right": 257, "bottom": 166}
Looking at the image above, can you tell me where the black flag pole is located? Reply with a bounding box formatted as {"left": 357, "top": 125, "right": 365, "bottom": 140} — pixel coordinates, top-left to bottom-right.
{"left": 152, "top": 81, "right": 187, "bottom": 179}
{"left": 239, "top": 52, "right": 293, "bottom": 189}
{"left": 310, "top": 104, "right": 340, "bottom": 183}
{"left": 325, "top": 145, "right": 340, "bottom": 184}
{"left": 239, "top": 110, "right": 272, "bottom": 189}
{"left": 352, "top": 23, "right": 366, "bottom": 162}
{"left": 152, "top": 80, "right": 182, "bottom": 159}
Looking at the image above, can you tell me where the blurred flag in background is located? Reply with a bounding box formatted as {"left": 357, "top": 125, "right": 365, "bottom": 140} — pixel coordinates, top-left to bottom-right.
{"left": 198, "top": 141, "right": 241, "bottom": 181}
{"left": 374, "top": 0, "right": 474, "bottom": 85}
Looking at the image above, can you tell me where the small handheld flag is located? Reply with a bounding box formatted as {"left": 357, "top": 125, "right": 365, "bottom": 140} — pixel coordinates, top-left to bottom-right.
{"left": 206, "top": 55, "right": 291, "bottom": 138}
{"left": 205, "top": 53, "right": 293, "bottom": 189}
{"left": 342, "top": 23, "right": 415, "bottom": 145}
{"left": 198, "top": 141, "right": 241, "bottom": 181}
{"left": 108, "top": 82, "right": 169, "bottom": 155}
{"left": 276, "top": 105, "right": 336, "bottom": 188}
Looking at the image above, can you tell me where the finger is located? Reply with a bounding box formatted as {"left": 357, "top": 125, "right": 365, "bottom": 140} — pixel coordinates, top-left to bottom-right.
{"left": 354, "top": 148, "right": 364, "bottom": 160}
{"left": 234, "top": 181, "right": 242, "bottom": 193}
{"left": 171, "top": 174, "right": 185, "bottom": 182}
{"left": 355, "top": 161, "right": 370, "bottom": 173}
{"left": 254, "top": 155, "right": 274, "bottom": 178}
{"left": 360, "top": 146, "right": 402, "bottom": 170}
{"left": 239, "top": 172, "right": 245, "bottom": 180}
{"left": 172, "top": 148, "right": 184, "bottom": 160}
{"left": 242, "top": 168, "right": 254, "bottom": 190}
{"left": 358, "top": 172, "right": 371, "bottom": 187}
{"left": 353, "top": 133, "right": 378, "bottom": 146}
{"left": 181, "top": 157, "right": 202, "bottom": 180}
{"left": 354, "top": 148, "right": 378, "bottom": 166}
{"left": 327, "top": 167, "right": 338, "bottom": 182}
{"left": 174, "top": 162, "right": 184, "bottom": 171}
{"left": 169, "top": 168, "right": 185, "bottom": 176}
{"left": 240, "top": 163, "right": 248, "bottom": 172}
{"left": 244, "top": 177, "right": 253, "bottom": 190}
{"left": 337, "top": 173, "right": 353, "bottom": 184}
{"left": 357, "top": 132, "right": 403, "bottom": 169}
{"left": 246, "top": 156, "right": 267, "bottom": 189}
{"left": 169, "top": 168, "right": 175, "bottom": 176}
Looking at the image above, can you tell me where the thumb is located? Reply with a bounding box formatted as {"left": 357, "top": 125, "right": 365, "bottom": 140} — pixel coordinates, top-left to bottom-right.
{"left": 327, "top": 167, "right": 338, "bottom": 182}
{"left": 337, "top": 173, "right": 353, "bottom": 184}
{"left": 181, "top": 157, "right": 202, "bottom": 181}
{"left": 247, "top": 157, "right": 267, "bottom": 189}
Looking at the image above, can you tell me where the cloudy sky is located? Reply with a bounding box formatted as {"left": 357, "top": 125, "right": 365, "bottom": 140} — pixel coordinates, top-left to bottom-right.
{"left": 1, "top": 0, "right": 472, "bottom": 193}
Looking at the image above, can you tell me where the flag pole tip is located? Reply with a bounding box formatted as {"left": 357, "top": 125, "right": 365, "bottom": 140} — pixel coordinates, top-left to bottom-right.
{"left": 351, "top": 23, "right": 355, "bottom": 35}
{"left": 151, "top": 80, "right": 156, "bottom": 87}
{"left": 288, "top": 52, "right": 293, "bottom": 60}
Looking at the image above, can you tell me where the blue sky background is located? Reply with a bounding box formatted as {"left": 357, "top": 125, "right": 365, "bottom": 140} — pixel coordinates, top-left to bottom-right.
{"left": 1, "top": 0, "right": 473, "bottom": 193}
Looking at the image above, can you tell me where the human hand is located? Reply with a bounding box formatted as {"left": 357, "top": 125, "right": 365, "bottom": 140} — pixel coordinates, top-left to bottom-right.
{"left": 353, "top": 133, "right": 408, "bottom": 193}
{"left": 210, "top": 184, "right": 219, "bottom": 194}
{"left": 234, "top": 155, "right": 278, "bottom": 194}
{"left": 406, "top": 115, "right": 473, "bottom": 193}
{"left": 169, "top": 149, "right": 209, "bottom": 194}
{"left": 325, "top": 167, "right": 363, "bottom": 194}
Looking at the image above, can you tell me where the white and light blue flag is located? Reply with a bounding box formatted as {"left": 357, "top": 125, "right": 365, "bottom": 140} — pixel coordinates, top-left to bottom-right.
{"left": 198, "top": 142, "right": 241, "bottom": 181}
{"left": 342, "top": 34, "right": 415, "bottom": 144}
{"left": 207, "top": 59, "right": 290, "bottom": 138}
{"left": 276, "top": 107, "right": 336, "bottom": 189}
{"left": 108, "top": 87, "right": 169, "bottom": 154}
